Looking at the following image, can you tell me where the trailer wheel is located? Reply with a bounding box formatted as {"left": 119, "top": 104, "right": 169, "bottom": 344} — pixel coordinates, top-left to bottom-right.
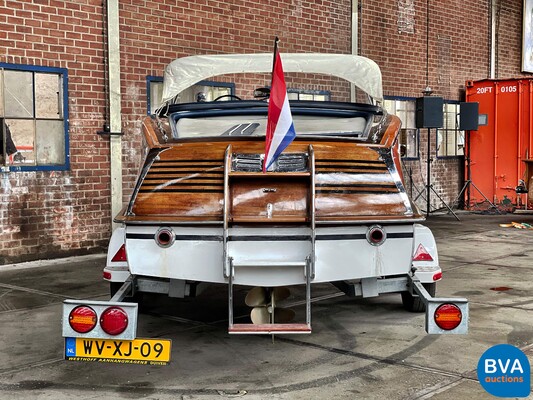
{"left": 401, "top": 283, "right": 436, "bottom": 312}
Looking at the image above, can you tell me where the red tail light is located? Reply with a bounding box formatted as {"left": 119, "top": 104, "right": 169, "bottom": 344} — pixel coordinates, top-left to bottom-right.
{"left": 111, "top": 244, "right": 127, "bottom": 262}
{"left": 434, "top": 303, "right": 462, "bottom": 330}
{"left": 100, "top": 306, "right": 128, "bottom": 335}
{"left": 69, "top": 306, "right": 97, "bottom": 333}
{"left": 433, "top": 272, "right": 443, "bottom": 281}
{"left": 413, "top": 244, "right": 433, "bottom": 261}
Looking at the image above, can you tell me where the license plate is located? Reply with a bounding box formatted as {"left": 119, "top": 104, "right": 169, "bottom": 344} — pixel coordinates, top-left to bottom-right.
{"left": 65, "top": 337, "right": 171, "bottom": 365}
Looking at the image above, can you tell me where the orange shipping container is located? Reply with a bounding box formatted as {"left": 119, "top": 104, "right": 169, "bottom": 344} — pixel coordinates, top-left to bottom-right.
{"left": 465, "top": 78, "right": 533, "bottom": 208}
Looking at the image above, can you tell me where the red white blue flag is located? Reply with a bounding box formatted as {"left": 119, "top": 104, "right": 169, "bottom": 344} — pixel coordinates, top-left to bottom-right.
{"left": 263, "top": 44, "right": 296, "bottom": 172}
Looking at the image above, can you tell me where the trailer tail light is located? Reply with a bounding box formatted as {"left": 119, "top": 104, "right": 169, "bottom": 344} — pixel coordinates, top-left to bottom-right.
{"left": 100, "top": 306, "right": 129, "bottom": 335}
{"left": 111, "top": 244, "right": 127, "bottom": 262}
{"left": 155, "top": 227, "right": 175, "bottom": 248}
{"left": 366, "top": 225, "right": 386, "bottom": 246}
{"left": 63, "top": 300, "right": 138, "bottom": 340}
{"left": 69, "top": 306, "right": 97, "bottom": 333}
{"left": 413, "top": 244, "right": 433, "bottom": 261}
{"left": 434, "top": 303, "right": 462, "bottom": 331}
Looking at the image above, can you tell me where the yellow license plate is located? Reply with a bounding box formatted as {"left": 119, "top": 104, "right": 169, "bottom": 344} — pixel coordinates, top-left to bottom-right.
{"left": 65, "top": 337, "right": 171, "bottom": 365}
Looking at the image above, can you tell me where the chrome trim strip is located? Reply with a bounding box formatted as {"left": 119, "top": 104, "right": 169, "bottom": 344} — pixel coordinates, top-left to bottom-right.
{"left": 376, "top": 147, "right": 414, "bottom": 216}
{"left": 117, "top": 217, "right": 426, "bottom": 226}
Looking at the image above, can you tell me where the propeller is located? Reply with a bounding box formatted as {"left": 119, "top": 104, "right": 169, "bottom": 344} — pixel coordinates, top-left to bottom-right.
{"left": 245, "top": 287, "right": 295, "bottom": 324}
{"left": 245, "top": 286, "right": 268, "bottom": 307}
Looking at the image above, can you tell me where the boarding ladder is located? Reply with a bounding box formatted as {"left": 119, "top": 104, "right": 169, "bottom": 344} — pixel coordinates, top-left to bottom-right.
{"left": 223, "top": 144, "right": 315, "bottom": 334}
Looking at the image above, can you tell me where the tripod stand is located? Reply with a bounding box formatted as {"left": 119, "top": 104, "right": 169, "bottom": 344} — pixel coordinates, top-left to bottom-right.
{"left": 414, "top": 128, "right": 460, "bottom": 220}
{"left": 450, "top": 129, "right": 499, "bottom": 213}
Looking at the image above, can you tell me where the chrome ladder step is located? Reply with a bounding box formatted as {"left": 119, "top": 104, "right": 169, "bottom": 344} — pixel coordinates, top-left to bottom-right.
{"left": 224, "top": 144, "right": 316, "bottom": 335}
{"left": 229, "top": 323, "right": 311, "bottom": 335}
{"left": 227, "top": 256, "right": 313, "bottom": 335}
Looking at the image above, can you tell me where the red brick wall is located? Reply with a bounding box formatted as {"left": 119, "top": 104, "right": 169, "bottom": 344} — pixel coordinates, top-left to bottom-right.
{"left": 0, "top": 0, "right": 110, "bottom": 263}
{"left": 0, "top": 0, "right": 529, "bottom": 263}
{"left": 495, "top": 1, "right": 528, "bottom": 78}
{"left": 362, "top": 0, "right": 529, "bottom": 211}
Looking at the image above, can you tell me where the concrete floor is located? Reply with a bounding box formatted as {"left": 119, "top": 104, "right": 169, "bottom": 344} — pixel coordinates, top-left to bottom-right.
{"left": 1, "top": 211, "right": 533, "bottom": 399}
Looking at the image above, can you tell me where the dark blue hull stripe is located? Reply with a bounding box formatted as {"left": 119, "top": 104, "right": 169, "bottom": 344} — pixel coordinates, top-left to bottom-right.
{"left": 126, "top": 232, "right": 413, "bottom": 241}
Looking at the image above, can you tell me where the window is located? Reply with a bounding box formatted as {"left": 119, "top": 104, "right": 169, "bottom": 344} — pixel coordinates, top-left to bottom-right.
{"left": 147, "top": 76, "right": 164, "bottom": 115}
{"left": 383, "top": 98, "right": 419, "bottom": 159}
{"left": 0, "top": 64, "right": 69, "bottom": 171}
{"left": 437, "top": 102, "right": 464, "bottom": 157}
{"left": 146, "top": 77, "right": 235, "bottom": 114}
{"left": 287, "top": 89, "right": 330, "bottom": 101}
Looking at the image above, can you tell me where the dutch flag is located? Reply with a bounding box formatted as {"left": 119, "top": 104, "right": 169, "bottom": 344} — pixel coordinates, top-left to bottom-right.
{"left": 263, "top": 43, "right": 296, "bottom": 172}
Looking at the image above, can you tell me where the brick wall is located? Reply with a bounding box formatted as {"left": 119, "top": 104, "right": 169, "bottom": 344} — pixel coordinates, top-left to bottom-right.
{"left": 362, "top": 0, "right": 529, "bottom": 211}
{"left": 0, "top": 0, "right": 529, "bottom": 263}
{"left": 0, "top": 0, "right": 109, "bottom": 263}
{"left": 495, "top": 1, "right": 527, "bottom": 78}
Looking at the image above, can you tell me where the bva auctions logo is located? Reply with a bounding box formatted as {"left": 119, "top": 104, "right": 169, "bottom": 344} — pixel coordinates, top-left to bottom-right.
{"left": 477, "top": 344, "right": 531, "bottom": 398}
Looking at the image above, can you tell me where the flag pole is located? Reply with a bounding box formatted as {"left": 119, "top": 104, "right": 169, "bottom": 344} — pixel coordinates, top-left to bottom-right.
{"left": 264, "top": 36, "right": 279, "bottom": 173}
{"left": 271, "top": 37, "right": 279, "bottom": 87}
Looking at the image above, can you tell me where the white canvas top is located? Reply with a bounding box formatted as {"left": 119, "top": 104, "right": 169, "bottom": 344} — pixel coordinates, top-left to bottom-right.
{"left": 161, "top": 53, "right": 383, "bottom": 103}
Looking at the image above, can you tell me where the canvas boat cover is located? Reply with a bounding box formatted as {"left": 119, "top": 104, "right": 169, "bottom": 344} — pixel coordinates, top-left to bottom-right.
{"left": 162, "top": 53, "right": 383, "bottom": 103}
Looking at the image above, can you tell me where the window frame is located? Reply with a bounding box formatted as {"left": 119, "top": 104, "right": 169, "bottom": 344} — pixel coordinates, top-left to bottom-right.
{"left": 146, "top": 76, "right": 235, "bottom": 115}
{"left": 0, "top": 62, "right": 69, "bottom": 172}
{"left": 287, "top": 88, "right": 331, "bottom": 101}
{"left": 436, "top": 100, "right": 465, "bottom": 159}
{"left": 146, "top": 75, "right": 163, "bottom": 115}
{"left": 383, "top": 95, "right": 420, "bottom": 160}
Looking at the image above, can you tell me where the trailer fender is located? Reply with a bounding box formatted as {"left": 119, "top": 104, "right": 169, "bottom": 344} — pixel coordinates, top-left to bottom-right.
{"left": 412, "top": 224, "right": 441, "bottom": 283}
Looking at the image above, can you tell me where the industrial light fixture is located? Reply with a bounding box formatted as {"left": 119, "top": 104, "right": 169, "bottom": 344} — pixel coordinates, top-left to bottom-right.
{"left": 422, "top": 86, "right": 433, "bottom": 96}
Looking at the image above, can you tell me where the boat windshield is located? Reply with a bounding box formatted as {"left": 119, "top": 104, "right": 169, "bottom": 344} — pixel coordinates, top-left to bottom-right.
{"left": 172, "top": 114, "right": 369, "bottom": 139}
